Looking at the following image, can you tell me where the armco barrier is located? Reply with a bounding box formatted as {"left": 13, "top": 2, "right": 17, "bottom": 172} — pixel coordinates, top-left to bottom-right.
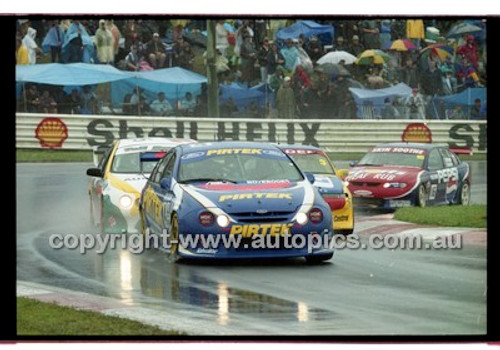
{"left": 16, "top": 113, "right": 487, "bottom": 153}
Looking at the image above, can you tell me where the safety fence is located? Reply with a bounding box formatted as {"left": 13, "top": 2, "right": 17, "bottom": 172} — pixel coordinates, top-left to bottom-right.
{"left": 16, "top": 113, "right": 487, "bottom": 154}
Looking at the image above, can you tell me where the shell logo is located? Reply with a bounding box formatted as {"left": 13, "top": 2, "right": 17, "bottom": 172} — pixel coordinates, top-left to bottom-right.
{"left": 401, "top": 123, "right": 432, "bottom": 143}
{"left": 35, "top": 118, "right": 68, "bottom": 148}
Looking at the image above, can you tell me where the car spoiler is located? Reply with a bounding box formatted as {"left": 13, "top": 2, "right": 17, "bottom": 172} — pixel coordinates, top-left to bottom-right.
{"left": 449, "top": 147, "right": 473, "bottom": 156}
{"left": 139, "top": 151, "right": 168, "bottom": 162}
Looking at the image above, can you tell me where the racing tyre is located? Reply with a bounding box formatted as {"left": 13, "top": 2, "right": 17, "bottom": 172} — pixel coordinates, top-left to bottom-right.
{"left": 305, "top": 252, "right": 334, "bottom": 265}
{"left": 459, "top": 181, "right": 471, "bottom": 206}
{"left": 337, "top": 229, "right": 354, "bottom": 236}
{"left": 169, "top": 214, "right": 180, "bottom": 262}
{"left": 416, "top": 184, "right": 427, "bottom": 207}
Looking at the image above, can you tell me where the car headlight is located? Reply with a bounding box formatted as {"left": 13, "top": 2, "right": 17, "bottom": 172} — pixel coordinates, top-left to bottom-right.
{"left": 296, "top": 212, "right": 308, "bottom": 225}
{"left": 382, "top": 182, "right": 407, "bottom": 189}
{"left": 119, "top": 194, "right": 134, "bottom": 209}
{"left": 216, "top": 214, "right": 230, "bottom": 228}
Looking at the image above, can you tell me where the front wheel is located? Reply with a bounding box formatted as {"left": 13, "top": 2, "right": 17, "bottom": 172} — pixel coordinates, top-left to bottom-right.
{"left": 169, "top": 214, "right": 180, "bottom": 262}
{"left": 416, "top": 184, "right": 428, "bottom": 207}
{"left": 305, "top": 252, "right": 333, "bottom": 265}
{"left": 459, "top": 181, "right": 471, "bottom": 205}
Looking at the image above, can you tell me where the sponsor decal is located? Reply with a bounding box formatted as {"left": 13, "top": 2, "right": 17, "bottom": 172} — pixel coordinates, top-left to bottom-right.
{"left": 372, "top": 147, "right": 426, "bottom": 155}
{"left": 401, "top": 123, "right": 432, "bottom": 143}
{"left": 35, "top": 117, "right": 68, "bottom": 148}
{"left": 206, "top": 148, "right": 263, "bottom": 156}
{"left": 229, "top": 223, "right": 294, "bottom": 237}
{"left": 334, "top": 215, "right": 349, "bottom": 222}
{"left": 347, "top": 169, "right": 406, "bottom": 181}
{"left": 219, "top": 193, "right": 292, "bottom": 202}
{"left": 181, "top": 151, "right": 206, "bottom": 160}
{"left": 282, "top": 149, "right": 323, "bottom": 155}
{"left": 199, "top": 182, "right": 293, "bottom": 191}
{"left": 196, "top": 248, "right": 218, "bottom": 254}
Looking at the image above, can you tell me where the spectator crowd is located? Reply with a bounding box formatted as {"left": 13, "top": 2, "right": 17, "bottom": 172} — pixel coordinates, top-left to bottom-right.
{"left": 16, "top": 18, "right": 487, "bottom": 120}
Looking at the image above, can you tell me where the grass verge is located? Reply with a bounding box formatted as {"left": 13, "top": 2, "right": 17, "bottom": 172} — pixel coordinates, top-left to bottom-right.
{"left": 17, "top": 149, "right": 93, "bottom": 163}
{"left": 17, "top": 297, "right": 181, "bottom": 335}
{"left": 16, "top": 149, "right": 486, "bottom": 163}
{"left": 394, "top": 205, "right": 486, "bottom": 228}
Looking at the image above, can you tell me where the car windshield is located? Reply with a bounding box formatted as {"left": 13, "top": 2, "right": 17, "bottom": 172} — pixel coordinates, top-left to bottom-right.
{"left": 288, "top": 153, "right": 336, "bottom": 174}
{"left": 178, "top": 148, "right": 304, "bottom": 183}
{"left": 358, "top": 151, "right": 425, "bottom": 168}
{"left": 111, "top": 153, "right": 159, "bottom": 174}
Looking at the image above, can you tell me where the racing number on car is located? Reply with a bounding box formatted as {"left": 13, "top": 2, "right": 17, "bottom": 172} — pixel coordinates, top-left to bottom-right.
{"left": 429, "top": 184, "right": 438, "bottom": 200}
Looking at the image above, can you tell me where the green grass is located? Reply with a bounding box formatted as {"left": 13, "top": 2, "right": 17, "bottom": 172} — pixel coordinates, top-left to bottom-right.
{"left": 394, "top": 205, "right": 487, "bottom": 228}
{"left": 15, "top": 149, "right": 486, "bottom": 163}
{"left": 17, "top": 149, "right": 93, "bottom": 163}
{"left": 17, "top": 297, "right": 181, "bottom": 336}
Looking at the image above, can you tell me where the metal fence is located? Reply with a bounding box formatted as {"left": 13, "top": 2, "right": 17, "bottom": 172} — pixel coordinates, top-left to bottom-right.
{"left": 16, "top": 113, "right": 487, "bottom": 153}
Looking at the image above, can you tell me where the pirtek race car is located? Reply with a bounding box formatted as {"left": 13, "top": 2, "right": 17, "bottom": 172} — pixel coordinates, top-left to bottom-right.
{"left": 139, "top": 141, "right": 335, "bottom": 263}
{"left": 344, "top": 142, "right": 471, "bottom": 209}
{"left": 279, "top": 145, "right": 354, "bottom": 235}
{"left": 86, "top": 137, "right": 196, "bottom": 234}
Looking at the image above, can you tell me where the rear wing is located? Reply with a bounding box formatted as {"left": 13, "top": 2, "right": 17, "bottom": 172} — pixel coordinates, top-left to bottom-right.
{"left": 449, "top": 147, "right": 473, "bottom": 156}
{"left": 139, "top": 151, "right": 168, "bottom": 162}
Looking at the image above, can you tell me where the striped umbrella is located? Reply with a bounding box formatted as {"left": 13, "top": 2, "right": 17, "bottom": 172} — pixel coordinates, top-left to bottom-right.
{"left": 355, "top": 49, "right": 392, "bottom": 65}
{"left": 420, "top": 44, "right": 454, "bottom": 61}
{"left": 383, "top": 39, "right": 418, "bottom": 51}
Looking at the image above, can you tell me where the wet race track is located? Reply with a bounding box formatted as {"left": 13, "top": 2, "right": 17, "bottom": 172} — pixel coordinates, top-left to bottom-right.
{"left": 16, "top": 161, "right": 487, "bottom": 335}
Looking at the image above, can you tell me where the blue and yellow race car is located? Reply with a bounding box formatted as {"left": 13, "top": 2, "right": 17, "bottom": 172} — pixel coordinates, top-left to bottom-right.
{"left": 139, "top": 141, "right": 334, "bottom": 263}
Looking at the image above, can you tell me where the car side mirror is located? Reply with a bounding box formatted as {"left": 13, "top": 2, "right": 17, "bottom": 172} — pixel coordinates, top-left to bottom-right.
{"left": 349, "top": 160, "right": 358, "bottom": 167}
{"left": 305, "top": 172, "right": 315, "bottom": 184}
{"left": 86, "top": 168, "right": 103, "bottom": 178}
{"left": 160, "top": 177, "right": 172, "bottom": 191}
{"left": 336, "top": 169, "right": 349, "bottom": 180}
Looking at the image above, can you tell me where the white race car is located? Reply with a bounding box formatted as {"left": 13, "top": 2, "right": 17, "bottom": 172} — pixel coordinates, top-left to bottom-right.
{"left": 86, "top": 137, "right": 196, "bottom": 234}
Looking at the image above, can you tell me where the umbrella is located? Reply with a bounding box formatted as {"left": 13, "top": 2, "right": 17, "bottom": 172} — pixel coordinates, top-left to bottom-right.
{"left": 355, "top": 49, "right": 392, "bottom": 65}
{"left": 317, "top": 63, "right": 351, "bottom": 78}
{"left": 317, "top": 50, "right": 357, "bottom": 65}
{"left": 420, "top": 44, "right": 454, "bottom": 61}
{"left": 447, "top": 22, "right": 483, "bottom": 38}
{"left": 382, "top": 39, "right": 418, "bottom": 51}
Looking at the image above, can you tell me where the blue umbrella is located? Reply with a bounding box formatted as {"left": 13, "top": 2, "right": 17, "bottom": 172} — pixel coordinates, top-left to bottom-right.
{"left": 447, "top": 22, "right": 483, "bottom": 38}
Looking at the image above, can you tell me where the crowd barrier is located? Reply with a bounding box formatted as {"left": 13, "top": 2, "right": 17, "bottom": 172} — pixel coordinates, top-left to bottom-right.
{"left": 16, "top": 113, "right": 487, "bottom": 154}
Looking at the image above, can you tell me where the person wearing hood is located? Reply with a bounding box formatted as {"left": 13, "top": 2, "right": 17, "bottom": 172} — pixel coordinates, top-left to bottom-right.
{"left": 280, "top": 38, "right": 299, "bottom": 73}
{"left": 276, "top": 76, "right": 296, "bottom": 119}
{"left": 94, "top": 19, "right": 115, "bottom": 64}
{"left": 20, "top": 21, "right": 41, "bottom": 64}
{"left": 42, "top": 20, "right": 65, "bottom": 62}
{"left": 457, "top": 35, "right": 480, "bottom": 70}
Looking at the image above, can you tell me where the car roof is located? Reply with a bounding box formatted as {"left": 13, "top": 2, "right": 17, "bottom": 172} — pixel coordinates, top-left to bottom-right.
{"left": 117, "top": 137, "right": 196, "bottom": 149}
{"left": 276, "top": 144, "right": 323, "bottom": 152}
{"left": 373, "top": 142, "right": 443, "bottom": 151}
{"left": 177, "top": 141, "right": 281, "bottom": 153}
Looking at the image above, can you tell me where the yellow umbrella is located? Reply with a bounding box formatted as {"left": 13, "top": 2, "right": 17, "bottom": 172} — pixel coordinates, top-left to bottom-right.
{"left": 356, "top": 49, "right": 392, "bottom": 65}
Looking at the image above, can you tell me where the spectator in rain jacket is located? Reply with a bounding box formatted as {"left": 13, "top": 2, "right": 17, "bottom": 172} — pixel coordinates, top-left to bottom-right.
{"left": 266, "top": 43, "right": 285, "bottom": 76}
{"left": 399, "top": 58, "right": 419, "bottom": 88}
{"left": 405, "top": 87, "right": 425, "bottom": 119}
{"left": 457, "top": 35, "right": 480, "bottom": 70}
{"left": 305, "top": 36, "right": 323, "bottom": 63}
{"left": 276, "top": 77, "right": 296, "bottom": 119}
{"left": 94, "top": 20, "right": 115, "bottom": 64}
{"left": 280, "top": 38, "right": 299, "bottom": 73}
{"left": 42, "top": 20, "right": 65, "bottom": 62}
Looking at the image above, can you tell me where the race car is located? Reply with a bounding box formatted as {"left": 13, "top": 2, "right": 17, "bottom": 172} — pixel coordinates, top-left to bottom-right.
{"left": 86, "top": 137, "right": 196, "bottom": 234}
{"left": 342, "top": 142, "right": 471, "bottom": 209}
{"left": 278, "top": 145, "right": 354, "bottom": 235}
{"left": 139, "top": 141, "right": 334, "bottom": 263}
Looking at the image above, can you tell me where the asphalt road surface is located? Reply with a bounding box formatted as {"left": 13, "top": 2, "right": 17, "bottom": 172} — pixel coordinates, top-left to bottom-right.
{"left": 16, "top": 162, "right": 487, "bottom": 335}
